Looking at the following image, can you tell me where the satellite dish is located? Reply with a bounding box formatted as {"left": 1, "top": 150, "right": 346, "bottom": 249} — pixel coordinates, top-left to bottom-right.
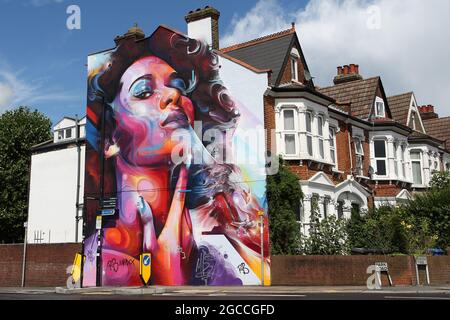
{"left": 368, "top": 166, "right": 375, "bottom": 177}
{"left": 304, "top": 69, "right": 313, "bottom": 82}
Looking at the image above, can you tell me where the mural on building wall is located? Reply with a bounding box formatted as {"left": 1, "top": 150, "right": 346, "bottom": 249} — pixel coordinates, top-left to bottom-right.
{"left": 82, "top": 26, "right": 270, "bottom": 287}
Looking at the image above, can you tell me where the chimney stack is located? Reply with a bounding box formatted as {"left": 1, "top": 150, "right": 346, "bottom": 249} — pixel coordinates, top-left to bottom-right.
{"left": 418, "top": 105, "right": 439, "bottom": 120}
{"left": 114, "top": 23, "right": 145, "bottom": 45}
{"left": 185, "top": 6, "right": 220, "bottom": 50}
{"left": 333, "top": 63, "right": 363, "bottom": 85}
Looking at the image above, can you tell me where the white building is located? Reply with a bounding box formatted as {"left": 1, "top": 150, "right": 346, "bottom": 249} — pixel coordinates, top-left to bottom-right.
{"left": 27, "top": 117, "right": 85, "bottom": 244}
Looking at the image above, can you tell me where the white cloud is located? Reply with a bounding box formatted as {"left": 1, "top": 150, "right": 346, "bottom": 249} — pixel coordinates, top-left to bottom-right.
{"left": 222, "top": 0, "right": 450, "bottom": 117}
{"left": 0, "top": 66, "right": 78, "bottom": 113}
{"left": 29, "top": 0, "right": 63, "bottom": 7}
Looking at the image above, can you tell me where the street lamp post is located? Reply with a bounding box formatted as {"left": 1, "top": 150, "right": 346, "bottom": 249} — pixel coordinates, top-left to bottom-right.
{"left": 21, "top": 222, "right": 28, "bottom": 287}
{"left": 258, "top": 210, "right": 265, "bottom": 286}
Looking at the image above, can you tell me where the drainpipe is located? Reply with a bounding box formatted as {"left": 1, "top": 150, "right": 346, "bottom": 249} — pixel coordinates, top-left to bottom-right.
{"left": 75, "top": 115, "right": 82, "bottom": 243}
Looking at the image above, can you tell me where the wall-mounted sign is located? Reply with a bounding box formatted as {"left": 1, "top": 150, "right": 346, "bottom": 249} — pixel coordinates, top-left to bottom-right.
{"left": 416, "top": 256, "right": 428, "bottom": 266}
{"left": 374, "top": 262, "right": 393, "bottom": 287}
{"left": 415, "top": 256, "right": 430, "bottom": 285}
{"left": 101, "top": 197, "right": 117, "bottom": 208}
{"left": 375, "top": 262, "right": 389, "bottom": 272}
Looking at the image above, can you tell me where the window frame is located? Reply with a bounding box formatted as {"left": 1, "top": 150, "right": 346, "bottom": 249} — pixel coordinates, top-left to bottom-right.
{"left": 281, "top": 108, "right": 298, "bottom": 156}
{"left": 410, "top": 150, "right": 424, "bottom": 185}
{"left": 317, "top": 115, "right": 325, "bottom": 159}
{"left": 290, "top": 56, "right": 299, "bottom": 82}
{"left": 373, "top": 139, "right": 388, "bottom": 176}
{"left": 354, "top": 137, "right": 364, "bottom": 176}
{"left": 57, "top": 130, "right": 64, "bottom": 141}
{"left": 329, "top": 127, "right": 337, "bottom": 166}
{"left": 374, "top": 97, "right": 386, "bottom": 118}
{"left": 305, "top": 111, "right": 313, "bottom": 157}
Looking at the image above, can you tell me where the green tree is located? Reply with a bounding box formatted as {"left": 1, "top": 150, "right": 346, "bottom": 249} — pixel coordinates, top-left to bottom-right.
{"left": 0, "top": 107, "right": 52, "bottom": 243}
{"left": 430, "top": 171, "right": 450, "bottom": 189}
{"left": 405, "top": 187, "right": 450, "bottom": 249}
{"left": 267, "top": 158, "right": 303, "bottom": 255}
{"left": 346, "top": 205, "right": 433, "bottom": 255}
{"left": 302, "top": 215, "right": 349, "bottom": 255}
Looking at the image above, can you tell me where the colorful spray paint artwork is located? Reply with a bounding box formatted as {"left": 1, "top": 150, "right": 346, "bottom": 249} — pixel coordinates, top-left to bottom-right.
{"left": 82, "top": 26, "right": 270, "bottom": 286}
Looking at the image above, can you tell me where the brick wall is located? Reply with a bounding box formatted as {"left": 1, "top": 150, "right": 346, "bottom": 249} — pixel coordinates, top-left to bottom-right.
{"left": 271, "top": 255, "right": 450, "bottom": 286}
{"left": 0, "top": 243, "right": 81, "bottom": 287}
{"left": 1, "top": 244, "right": 449, "bottom": 287}
{"left": 264, "top": 95, "right": 275, "bottom": 156}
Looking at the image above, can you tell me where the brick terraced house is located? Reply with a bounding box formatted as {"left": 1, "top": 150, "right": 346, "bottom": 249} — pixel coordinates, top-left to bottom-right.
{"left": 27, "top": 6, "right": 450, "bottom": 242}
{"left": 215, "top": 10, "right": 450, "bottom": 234}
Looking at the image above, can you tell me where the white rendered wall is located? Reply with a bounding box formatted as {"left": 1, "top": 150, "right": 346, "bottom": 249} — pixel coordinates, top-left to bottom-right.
{"left": 187, "top": 17, "right": 213, "bottom": 46}
{"left": 27, "top": 145, "right": 85, "bottom": 244}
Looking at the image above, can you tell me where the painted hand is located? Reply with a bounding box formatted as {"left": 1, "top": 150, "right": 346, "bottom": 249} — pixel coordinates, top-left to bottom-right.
{"left": 137, "top": 164, "right": 193, "bottom": 285}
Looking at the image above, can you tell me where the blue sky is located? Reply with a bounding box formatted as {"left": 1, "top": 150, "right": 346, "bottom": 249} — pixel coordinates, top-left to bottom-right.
{"left": 1, "top": 0, "right": 302, "bottom": 124}
{"left": 1, "top": 0, "right": 449, "bottom": 125}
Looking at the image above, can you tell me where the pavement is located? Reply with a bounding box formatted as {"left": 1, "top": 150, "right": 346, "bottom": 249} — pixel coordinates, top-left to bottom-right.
{"left": 1, "top": 285, "right": 449, "bottom": 296}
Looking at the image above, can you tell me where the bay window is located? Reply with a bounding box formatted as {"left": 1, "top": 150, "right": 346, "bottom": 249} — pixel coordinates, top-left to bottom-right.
{"left": 410, "top": 151, "right": 423, "bottom": 185}
{"left": 374, "top": 140, "right": 387, "bottom": 176}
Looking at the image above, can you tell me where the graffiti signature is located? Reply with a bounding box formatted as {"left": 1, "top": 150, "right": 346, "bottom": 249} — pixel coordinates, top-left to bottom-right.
{"left": 237, "top": 263, "right": 250, "bottom": 275}
{"left": 106, "top": 258, "right": 135, "bottom": 273}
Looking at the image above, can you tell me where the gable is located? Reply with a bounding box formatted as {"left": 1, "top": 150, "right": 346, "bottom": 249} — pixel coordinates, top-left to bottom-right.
{"left": 53, "top": 117, "right": 76, "bottom": 131}
{"left": 308, "top": 172, "right": 335, "bottom": 187}
{"left": 221, "top": 27, "right": 313, "bottom": 88}
{"left": 222, "top": 32, "right": 294, "bottom": 87}
{"left": 371, "top": 81, "right": 393, "bottom": 120}
{"left": 396, "top": 189, "right": 412, "bottom": 201}
{"left": 406, "top": 94, "right": 426, "bottom": 133}
{"left": 388, "top": 92, "right": 426, "bottom": 133}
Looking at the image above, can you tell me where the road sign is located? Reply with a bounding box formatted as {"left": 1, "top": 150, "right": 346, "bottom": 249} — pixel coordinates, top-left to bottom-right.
{"left": 96, "top": 216, "right": 102, "bottom": 230}
{"left": 71, "top": 253, "right": 82, "bottom": 283}
{"left": 101, "top": 197, "right": 117, "bottom": 208}
{"left": 416, "top": 256, "right": 428, "bottom": 266}
{"left": 140, "top": 253, "right": 152, "bottom": 286}
{"left": 374, "top": 262, "right": 393, "bottom": 287}
{"left": 375, "top": 262, "right": 389, "bottom": 272}
{"left": 415, "top": 256, "right": 430, "bottom": 285}
{"left": 97, "top": 208, "right": 117, "bottom": 216}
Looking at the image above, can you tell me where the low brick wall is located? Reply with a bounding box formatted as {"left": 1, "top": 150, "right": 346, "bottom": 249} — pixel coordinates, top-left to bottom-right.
{"left": 271, "top": 255, "right": 450, "bottom": 286}
{"left": 1, "top": 244, "right": 449, "bottom": 287}
{"left": 0, "top": 243, "right": 81, "bottom": 287}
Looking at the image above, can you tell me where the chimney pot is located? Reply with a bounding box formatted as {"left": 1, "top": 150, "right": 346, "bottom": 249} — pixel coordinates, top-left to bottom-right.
{"left": 343, "top": 65, "right": 350, "bottom": 75}
{"left": 349, "top": 64, "right": 356, "bottom": 74}
{"left": 337, "top": 66, "right": 343, "bottom": 75}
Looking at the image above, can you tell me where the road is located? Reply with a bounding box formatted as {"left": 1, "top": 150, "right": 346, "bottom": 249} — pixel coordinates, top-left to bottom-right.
{"left": 1, "top": 291, "right": 449, "bottom": 300}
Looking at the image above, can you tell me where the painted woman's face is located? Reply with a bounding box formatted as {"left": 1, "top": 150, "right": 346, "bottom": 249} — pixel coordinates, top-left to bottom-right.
{"left": 113, "top": 56, "right": 195, "bottom": 166}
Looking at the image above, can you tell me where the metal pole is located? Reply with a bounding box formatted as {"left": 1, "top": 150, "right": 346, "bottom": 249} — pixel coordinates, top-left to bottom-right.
{"left": 96, "top": 97, "right": 107, "bottom": 287}
{"left": 260, "top": 213, "right": 264, "bottom": 286}
{"left": 75, "top": 114, "right": 81, "bottom": 243}
{"left": 21, "top": 222, "right": 28, "bottom": 287}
